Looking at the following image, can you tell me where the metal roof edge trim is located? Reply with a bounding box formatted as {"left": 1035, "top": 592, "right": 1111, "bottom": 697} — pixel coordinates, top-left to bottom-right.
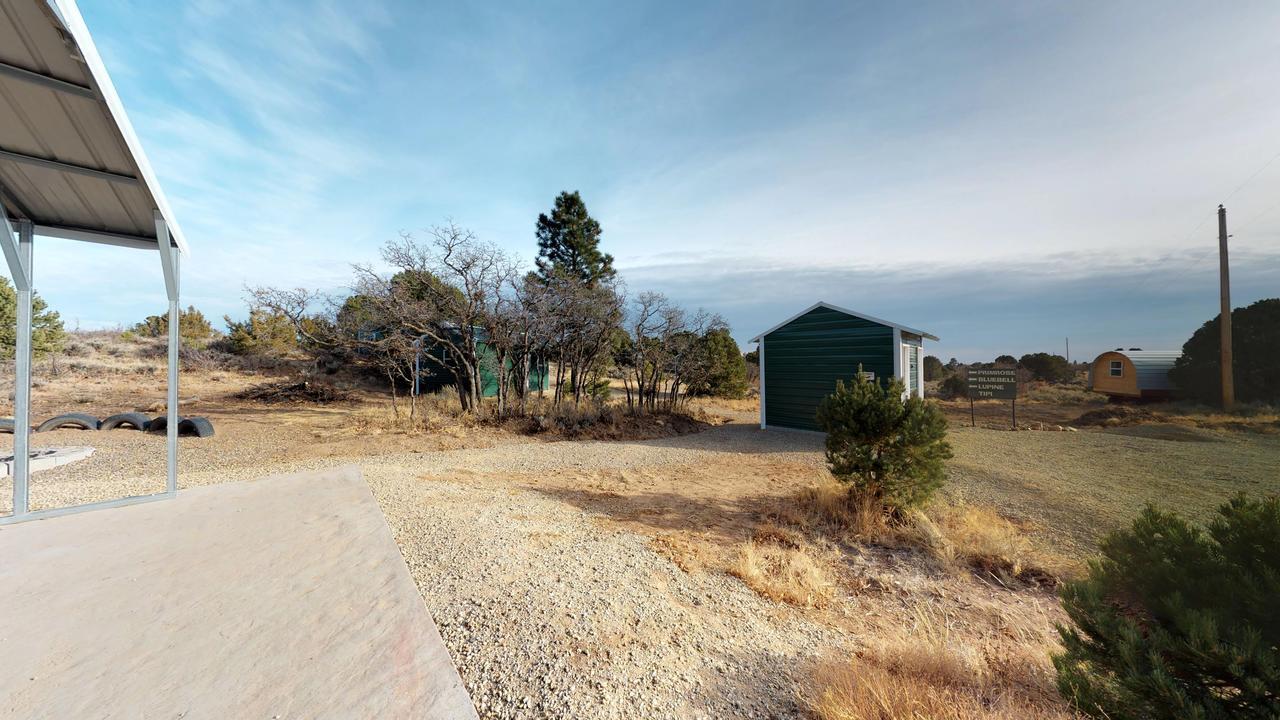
{"left": 751, "top": 301, "right": 939, "bottom": 343}
{"left": 48, "top": 0, "right": 190, "bottom": 257}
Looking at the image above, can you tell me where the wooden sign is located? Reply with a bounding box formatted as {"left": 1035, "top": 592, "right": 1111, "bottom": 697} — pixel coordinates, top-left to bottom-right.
{"left": 966, "top": 368, "right": 1020, "bottom": 429}
{"left": 967, "top": 368, "right": 1018, "bottom": 399}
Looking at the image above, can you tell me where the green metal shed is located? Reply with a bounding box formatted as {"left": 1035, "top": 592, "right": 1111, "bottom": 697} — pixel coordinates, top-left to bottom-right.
{"left": 415, "top": 336, "right": 549, "bottom": 398}
{"left": 752, "top": 302, "right": 938, "bottom": 431}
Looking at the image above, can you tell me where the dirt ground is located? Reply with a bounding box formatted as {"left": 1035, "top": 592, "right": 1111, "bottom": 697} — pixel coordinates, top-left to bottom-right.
{"left": 2, "top": 352, "right": 1275, "bottom": 718}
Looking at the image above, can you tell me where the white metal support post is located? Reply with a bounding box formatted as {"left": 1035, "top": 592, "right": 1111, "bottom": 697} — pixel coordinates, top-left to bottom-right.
{"left": 155, "top": 211, "right": 179, "bottom": 493}
{"left": 14, "top": 221, "right": 32, "bottom": 512}
{"left": 758, "top": 337, "right": 766, "bottom": 429}
{"left": 0, "top": 210, "right": 33, "bottom": 517}
{"left": 0, "top": 213, "right": 178, "bottom": 525}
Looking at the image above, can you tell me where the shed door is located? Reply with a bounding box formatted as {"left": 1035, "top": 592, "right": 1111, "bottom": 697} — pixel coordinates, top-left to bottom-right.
{"left": 904, "top": 344, "right": 920, "bottom": 396}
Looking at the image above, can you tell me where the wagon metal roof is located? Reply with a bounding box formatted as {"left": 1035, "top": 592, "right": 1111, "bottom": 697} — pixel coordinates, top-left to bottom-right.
{"left": 751, "top": 301, "right": 938, "bottom": 343}
{"left": 1099, "top": 349, "right": 1181, "bottom": 390}
{"left": 0, "top": 0, "right": 187, "bottom": 253}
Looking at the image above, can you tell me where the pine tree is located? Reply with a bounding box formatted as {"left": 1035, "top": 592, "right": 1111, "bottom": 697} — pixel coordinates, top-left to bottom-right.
{"left": 923, "top": 354, "right": 945, "bottom": 380}
{"left": 534, "top": 191, "right": 615, "bottom": 285}
{"left": 815, "top": 373, "right": 952, "bottom": 511}
{"left": 1019, "top": 352, "right": 1072, "bottom": 382}
{"left": 0, "top": 277, "right": 66, "bottom": 359}
{"left": 1169, "top": 298, "right": 1280, "bottom": 404}
{"left": 224, "top": 308, "right": 298, "bottom": 356}
{"left": 692, "top": 328, "right": 749, "bottom": 398}
{"left": 133, "top": 305, "right": 214, "bottom": 346}
{"left": 1054, "top": 495, "right": 1280, "bottom": 719}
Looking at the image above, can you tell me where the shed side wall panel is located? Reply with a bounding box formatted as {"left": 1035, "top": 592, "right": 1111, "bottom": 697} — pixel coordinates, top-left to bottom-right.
{"left": 763, "top": 307, "right": 892, "bottom": 431}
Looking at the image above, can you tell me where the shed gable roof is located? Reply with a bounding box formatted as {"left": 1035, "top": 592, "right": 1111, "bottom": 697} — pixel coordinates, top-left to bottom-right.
{"left": 751, "top": 301, "right": 938, "bottom": 343}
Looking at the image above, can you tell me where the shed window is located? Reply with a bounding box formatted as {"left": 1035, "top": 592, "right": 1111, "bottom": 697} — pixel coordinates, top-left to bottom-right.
{"left": 1109, "top": 360, "right": 1123, "bottom": 377}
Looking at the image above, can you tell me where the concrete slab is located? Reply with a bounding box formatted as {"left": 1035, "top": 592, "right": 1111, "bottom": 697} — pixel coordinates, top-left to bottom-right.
{"left": 0, "top": 446, "right": 94, "bottom": 476}
{"left": 0, "top": 466, "right": 477, "bottom": 719}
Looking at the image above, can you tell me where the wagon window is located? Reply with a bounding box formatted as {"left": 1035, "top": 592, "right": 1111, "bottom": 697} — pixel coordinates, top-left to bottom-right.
{"left": 1109, "top": 360, "right": 1123, "bottom": 377}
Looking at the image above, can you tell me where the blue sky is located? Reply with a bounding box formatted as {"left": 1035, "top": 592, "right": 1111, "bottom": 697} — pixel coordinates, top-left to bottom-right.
{"left": 23, "top": 0, "right": 1280, "bottom": 361}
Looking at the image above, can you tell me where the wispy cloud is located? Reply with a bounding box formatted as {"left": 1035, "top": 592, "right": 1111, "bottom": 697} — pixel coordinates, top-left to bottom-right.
{"left": 26, "top": 0, "right": 1280, "bottom": 358}
{"left": 622, "top": 248, "right": 1280, "bottom": 361}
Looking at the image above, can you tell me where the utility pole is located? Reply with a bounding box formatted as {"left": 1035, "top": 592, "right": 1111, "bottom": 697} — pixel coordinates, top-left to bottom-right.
{"left": 1065, "top": 337, "right": 1070, "bottom": 364}
{"left": 1218, "top": 204, "right": 1234, "bottom": 411}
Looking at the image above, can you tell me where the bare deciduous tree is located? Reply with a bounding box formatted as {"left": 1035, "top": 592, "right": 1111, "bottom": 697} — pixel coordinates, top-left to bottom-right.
{"left": 617, "top": 292, "right": 724, "bottom": 412}
{"left": 540, "top": 271, "right": 624, "bottom": 406}
{"left": 246, "top": 220, "right": 728, "bottom": 422}
{"left": 354, "top": 222, "right": 516, "bottom": 413}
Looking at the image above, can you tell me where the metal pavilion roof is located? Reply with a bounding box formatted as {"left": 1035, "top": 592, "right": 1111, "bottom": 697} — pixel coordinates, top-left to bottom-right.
{"left": 0, "top": 0, "right": 188, "bottom": 253}
{"left": 1, "top": 0, "right": 186, "bottom": 524}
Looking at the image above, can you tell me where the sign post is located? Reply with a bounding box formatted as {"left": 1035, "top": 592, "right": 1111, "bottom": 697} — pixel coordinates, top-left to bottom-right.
{"left": 966, "top": 368, "right": 1019, "bottom": 429}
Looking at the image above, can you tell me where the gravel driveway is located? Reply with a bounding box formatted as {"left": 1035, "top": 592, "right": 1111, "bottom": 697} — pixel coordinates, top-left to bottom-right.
{"left": 2, "top": 420, "right": 837, "bottom": 718}
{"left": 363, "top": 422, "right": 834, "bottom": 718}
{"left": 390, "top": 422, "right": 824, "bottom": 476}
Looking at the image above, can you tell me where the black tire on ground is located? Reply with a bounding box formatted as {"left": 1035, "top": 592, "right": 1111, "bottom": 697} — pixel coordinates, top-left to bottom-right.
{"left": 0, "top": 418, "right": 13, "bottom": 434}
{"left": 178, "top": 417, "right": 215, "bottom": 438}
{"left": 148, "top": 415, "right": 169, "bottom": 433}
{"left": 101, "top": 412, "right": 152, "bottom": 431}
{"left": 35, "top": 413, "right": 101, "bottom": 432}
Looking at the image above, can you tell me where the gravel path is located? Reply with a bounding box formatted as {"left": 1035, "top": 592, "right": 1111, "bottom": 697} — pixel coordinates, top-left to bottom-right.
{"left": 0, "top": 421, "right": 823, "bottom": 512}
{"left": 358, "top": 423, "right": 833, "bottom": 718}
{"left": 390, "top": 423, "right": 824, "bottom": 476}
{"left": 366, "top": 458, "right": 842, "bottom": 719}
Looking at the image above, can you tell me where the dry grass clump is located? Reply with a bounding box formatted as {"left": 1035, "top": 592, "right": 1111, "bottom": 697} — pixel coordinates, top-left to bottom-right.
{"left": 729, "top": 525, "right": 835, "bottom": 608}
{"left": 344, "top": 393, "right": 718, "bottom": 441}
{"left": 1024, "top": 382, "right": 1104, "bottom": 406}
{"left": 687, "top": 395, "right": 759, "bottom": 415}
{"left": 809, "top": 611, "right": 1071, "bottom": 720}
{"left": 511, "top": 401, "right": 715, "bottom": 440}
{"left": 36, "top": 330, "right": 294, "bottom": 380}
{"left": 912, "top": 505, "right": 1055, "bottom": 587}
{"left": 348, "top": 392, "right": 475, "bottom": 435}
{"left": 1072, "top": 401, "right": 1280, "bottom": 433}
{"left": 650, "top": 532, "right": 713, "bottom": 574}
{"left": 776, "top": 479, "right": 893, "bottom": 542}
{"left": 1160, "top": 402, "right": 1280, "bottom": 433}
{"left": 776, "top": 480, "right": 1055, "bottom": 587}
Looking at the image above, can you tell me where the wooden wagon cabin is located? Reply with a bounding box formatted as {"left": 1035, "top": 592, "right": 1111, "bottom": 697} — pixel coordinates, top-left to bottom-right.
{"left": 1088, "top": 349, "right": 1181, "bottom": 399}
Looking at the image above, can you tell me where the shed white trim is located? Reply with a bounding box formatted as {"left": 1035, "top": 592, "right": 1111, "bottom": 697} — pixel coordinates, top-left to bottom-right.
{"left": 916, "top": 346, "right": 925, "bottom": 398}
{"left": 758, "top": 336, "right": 766, "bottom": 429}
{"left": 893, "top": 327, "right": 906, "bottom": 400}
{"left": 751, "top": 301, "right": 938, "bottom": 343}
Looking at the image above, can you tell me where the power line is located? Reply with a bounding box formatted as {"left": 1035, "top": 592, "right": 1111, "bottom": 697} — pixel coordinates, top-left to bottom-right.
{"left": 1233, "top": 194, "right": 1280, "bottom": 234}
{"left": 1153, "top": 201, "right": 1279, "bottom": 297}
{"left": 1121, "top": 211, "right": 1215, "bottom": 297}
{"left": 1151, "top": 245, "right": 1219, "bottom": 289}
{"left": 1222, "top": 147, "right": 1280, "bottom": 205}
{"left": 1120, "top": 146, "right": 1280, "bottom": 300}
